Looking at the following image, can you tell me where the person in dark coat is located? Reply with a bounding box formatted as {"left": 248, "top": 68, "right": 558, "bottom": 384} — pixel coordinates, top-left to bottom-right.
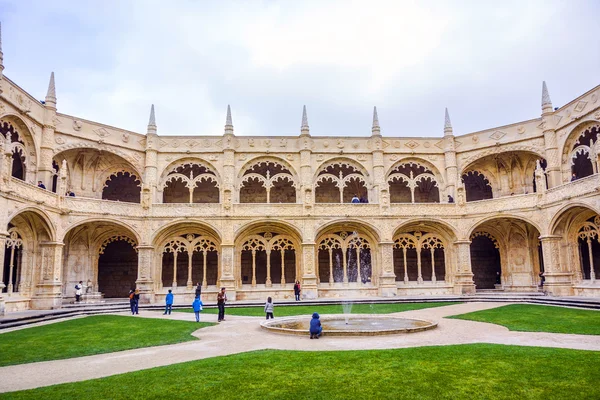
{"left": 217, "top": 287, "right": 227, "bottom": 322}
{"left": 310, "top": 312, "right": 322, "bottom": 339}
{"left": 128, "top": 289, "right": 136, "bottom": 315}
{"left": 195, "top": 283, "right": 202, "bottom": 299}
{"left": 294, "top": 280, "right": 301, "bottom": 301}
{"left": 133, "top": 289, "right": 140, "bottom": 315}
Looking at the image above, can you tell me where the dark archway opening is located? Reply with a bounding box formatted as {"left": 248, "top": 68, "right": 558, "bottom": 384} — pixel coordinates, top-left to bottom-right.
{"left": 11, "top": 151, "right": 25, "bottom": 180}
{"left": 462, "top": 171, "right": 493, "bottom": 202}
{"left": 470, "top": 235, "right": 501, "bottom": 289}
{"left": 578, "top": 237, "right": 600, "bottom": 280}
{"left": 98, "top": 240, "right": 138, "bottom": 297}
{"left": 2, "top": 245, "right": 22, "bottom": 293}
{"left": 102, "top": 172, "right": 141, "bottom": 203}
{"left": 572, "top": 153, "right": 594, "bottom": 180}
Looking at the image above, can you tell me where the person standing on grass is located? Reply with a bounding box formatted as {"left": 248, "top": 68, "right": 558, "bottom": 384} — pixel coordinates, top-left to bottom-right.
{"left": 192, "top": 296, "right": 203, "bottom": 322}
{"left": 264, "top": 297, "right": 274, "bottom": 319}
{"left": 217, "top": 287, "right": 227, "bottom": 322}
{"left": 309, "top": 312, "right": 322, "bottom": 339}
{"left": 133, "top": 289, "right": 140, "bottom": 315}
{"left": 164, "top": 289, "right": 174, "bottom": 315}
{"left": 128, "top": 289, "right": 136, "bottom": 315}
{"left": 294, "top": 280, "right": 301, "bottom": 301}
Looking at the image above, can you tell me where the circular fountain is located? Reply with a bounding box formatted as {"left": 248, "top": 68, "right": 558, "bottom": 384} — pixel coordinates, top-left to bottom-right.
{"left": 261, "top": 315, "right": 437, "bottom": 336}
{"left": 261, "top": 302, "right": 437, "bottom": 337}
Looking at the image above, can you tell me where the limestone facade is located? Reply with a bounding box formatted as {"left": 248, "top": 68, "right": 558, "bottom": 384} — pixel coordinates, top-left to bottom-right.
{"left": 1, "top": 30, "right": 600, "bottom": 313}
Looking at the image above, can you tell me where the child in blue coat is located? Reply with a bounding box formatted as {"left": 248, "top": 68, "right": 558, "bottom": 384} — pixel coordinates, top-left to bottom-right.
{"left": 192, "top": 296, "right": 203, "bottom": 322}
{"left": 309, "top": 312, "right": 322, "bottom": 339}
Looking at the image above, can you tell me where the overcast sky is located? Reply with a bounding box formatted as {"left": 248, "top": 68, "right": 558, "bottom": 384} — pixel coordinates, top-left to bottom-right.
{"left": 1, "top": 0, "right": 599, "bottom": 137}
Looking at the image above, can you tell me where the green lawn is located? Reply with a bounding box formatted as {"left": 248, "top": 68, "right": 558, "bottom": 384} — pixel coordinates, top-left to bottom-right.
{"left": 178, "top": 301, "right": 459, "bottom": 317}
{"left": 0, "top": 315, "right": 213, "bottom": 367}
{"left": 2, "top": 344, "right": 599, "bottom": 400}
{"left": 448, "top": 304, "right": 600, "bottom": 335}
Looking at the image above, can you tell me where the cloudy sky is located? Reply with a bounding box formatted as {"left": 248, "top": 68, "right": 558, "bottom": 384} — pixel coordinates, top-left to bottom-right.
{"left": 1, "top": 0, "right": 599, "bottom": 137}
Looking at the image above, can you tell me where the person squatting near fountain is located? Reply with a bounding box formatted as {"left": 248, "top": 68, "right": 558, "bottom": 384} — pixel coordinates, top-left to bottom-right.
{"left": 192, "top": 296, "right": 203, "bottom": 322}
{"left": 217, "top": 287, "right": 227, "bottom": 322}
{"left": 265, "top": 297, "right": 274, "bottom": 319}
{"left": 310, "top": 312, "right": 322, "bottom": 339}
{"left": 163, "top": 289, "right": 174, "bottom": 315}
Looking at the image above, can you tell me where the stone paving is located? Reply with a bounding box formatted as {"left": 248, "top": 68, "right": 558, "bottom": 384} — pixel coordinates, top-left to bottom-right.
{"left": 1, "top": 302, "right": 599, "bottom": 393}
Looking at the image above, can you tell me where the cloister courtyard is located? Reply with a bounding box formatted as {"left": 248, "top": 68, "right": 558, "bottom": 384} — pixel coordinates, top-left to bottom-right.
{"left": 0, "top": 300, "right": 599, "bottom": 399}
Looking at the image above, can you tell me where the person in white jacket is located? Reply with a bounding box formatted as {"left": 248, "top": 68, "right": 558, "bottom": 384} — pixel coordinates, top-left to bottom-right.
{"left": 264, "top": 297, "right": 274, "bottom": 319}
{"left": 75, "top": 281, "right": 84, "bottom": 302}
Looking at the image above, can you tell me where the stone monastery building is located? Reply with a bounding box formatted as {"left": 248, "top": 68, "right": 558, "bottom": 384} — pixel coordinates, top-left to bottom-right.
{"left": 1, "top": 24, "right": 600, "bottom": 314}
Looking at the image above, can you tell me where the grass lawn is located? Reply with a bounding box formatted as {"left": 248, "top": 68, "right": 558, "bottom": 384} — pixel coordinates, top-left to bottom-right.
{"left": 0, "top": 315, "right": 213, "bottom": 367}
{"left": 448, "top": 304, "right": 600, "bottom": 335}
{"left": 177, "top": 301, "right": 459, "bottom": 317}
{"left": 2, "top": 344, "right": 599, "bottom": 400}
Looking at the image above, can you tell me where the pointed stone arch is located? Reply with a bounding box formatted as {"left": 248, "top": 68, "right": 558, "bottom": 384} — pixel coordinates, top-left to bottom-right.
{"left": 314, "top": 158, "right": 371, "bottom": 203}
{"left": 560, "top": 120, "right": 600, "bottom": 182}
{"left": 386, "top": 159, "right": 443, "bottom": 203}
{"left": 0, "top": 115, "right": 38, "bottom": 183}
{"left": 237, "top": 157, "right": 298, "bottom": 204}
{"left": 159, "top": 158, "right": 221, "bottom": 204}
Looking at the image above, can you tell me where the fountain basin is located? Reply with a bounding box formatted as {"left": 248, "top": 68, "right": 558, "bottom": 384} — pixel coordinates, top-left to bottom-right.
{"left": 260, "top": 314, "right": 437, "bottom": 336}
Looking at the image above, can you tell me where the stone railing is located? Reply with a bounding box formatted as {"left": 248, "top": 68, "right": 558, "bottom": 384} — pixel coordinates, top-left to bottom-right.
{"left": 545, "top": 174, "right": 599, "bottom": 204}
{"left": 7, "top": 178, "right": 59, "bottom": 206}
{"left": 4, "top": 175, "right": 599, "bottom": 220}
{"left": 63, "top": 197, "right": 146, "bottom": 217}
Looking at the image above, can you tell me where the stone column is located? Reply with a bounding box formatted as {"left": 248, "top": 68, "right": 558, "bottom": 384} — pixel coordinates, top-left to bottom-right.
{"left": 0, "top": 233, "right": 6, "bottom": 292}
{"left": 541, "top": 82, "right": 561, "bottom": 188}
{"left": 540, "top": 235, "right": 573, "bottom": 296}
{"left": 136, "top": 245, "right": 155, "bottom": 303}
{"left": 31, "top": 242, "right": 64, "bottom": 310}
{"left": 301, "top": 243, "right": 318, "bottom": 299}
{"left": 38, "top": 73, "right": 58, "bottom": 189}
{"left": 0, "top": 233, "right": 6, "bottom": 315}
{"left": 443, "top": 109, "right": 458, "bottom": 200}
{"left": 219, "top": 244, "right": 236, "bottom": 300}
{"left": 378, "top": 241, "right": 397, "bottom": 297}
{"left": 453, "top": 240, "right": 475, "bottom": 294}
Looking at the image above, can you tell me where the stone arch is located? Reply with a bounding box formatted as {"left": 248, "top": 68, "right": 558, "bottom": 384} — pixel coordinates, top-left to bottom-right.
{"left": 152, "top": 221, "right": 222, "bottom": 291}
{"left": 4, "top": 208, "right": 55, "bottom": 296}
{"left": 8, "top": 206, "right": 57, "bottom": 242}
{"left": 0, "top": 115, "right": 38, "bottom": 183}
{"left": 314, "top": 158, "right": 371, "bottom": 203}
{"left": 54, "top": 143, "right": 141, "bottom": 172}
{"left": 101, "top": 169, "right": 141, "bottom": 203}
{"left": 469, "top": 230, "right": 502, "bottom": 289}
{"left": 468, "top": 216, "right": 542, "bottom": 290}
{"left": 234, "top": 220, "right": 302, "bottom": 289}
{"left": 549, "top": 203, "right": 600, "bottom": 284}
{"left": 315, "top": 220, "right": 380, "bottom": 286}
{"left": 53, "top": 148, "right": 143, "bottom": 199}
{"left": 560, "top": 120, "right": 600, "bottom": 182}
{"left": 459, "top": 146, "right": 547, "bottom": 175}
{"left": 159, "top": 158, "right": 221, "bottom": 204}
{"left": 392, "top": 219, "right": 457, "bottom": 285}
{"left": 386, "top": 159, "right": 444, "bottom": 203}
{"left": 62, "top": 220, "right": 140, "bottom": 298}
{"left": 461, "top": 171, "right": 494, "bottom": 201}
{"left": 467, "top": 214, "right": 543, "bottom": 238}
{"left": 237, "top": 157, "right": 298, "bottom": 204}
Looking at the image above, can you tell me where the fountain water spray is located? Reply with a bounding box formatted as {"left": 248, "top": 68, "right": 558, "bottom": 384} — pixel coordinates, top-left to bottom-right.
{"left": 342, "top": 301, "right": 353, "bottom": 325}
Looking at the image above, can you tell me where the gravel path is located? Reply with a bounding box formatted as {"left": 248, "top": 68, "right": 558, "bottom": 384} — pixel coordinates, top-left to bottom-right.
{"left": 0, "top": 302, "right": 599, "bottom": 393}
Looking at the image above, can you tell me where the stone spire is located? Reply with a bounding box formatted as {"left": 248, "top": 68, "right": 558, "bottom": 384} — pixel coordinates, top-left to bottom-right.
{"left": 0, "top": 22, "right": 4, "bottom": 72}
{"left": 147, "top": 104, "right": 157, "bottom": 134}
{"left": 45, "top": 72, "right": 57, "bottom": 109}
{"left": 300, "top": 105, "right": 310, "bottom": 136}
{"left": 444, "top": 108, "right": 453, "bottom": 135}
{"left": 225, "top": 105, "right": 234, "bottom": 134}
{"left": 371, "top": 106, "right": 381, "bottom": 136}
{"left": 541, "top": 81, "right": 553, "bottom": 113}
{"left": 0, "top": 22, "right": 4, "bottom": 95}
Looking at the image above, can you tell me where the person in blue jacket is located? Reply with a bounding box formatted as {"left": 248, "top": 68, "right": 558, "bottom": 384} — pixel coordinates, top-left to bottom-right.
{"left": 309, "top": 312, "right": 322, "bottom": 339}
{"left": 192, "top": 296, "right": 203, "bottom": 322}
{"left": 163, "top": 289, "right": 174, "bottom": 315}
